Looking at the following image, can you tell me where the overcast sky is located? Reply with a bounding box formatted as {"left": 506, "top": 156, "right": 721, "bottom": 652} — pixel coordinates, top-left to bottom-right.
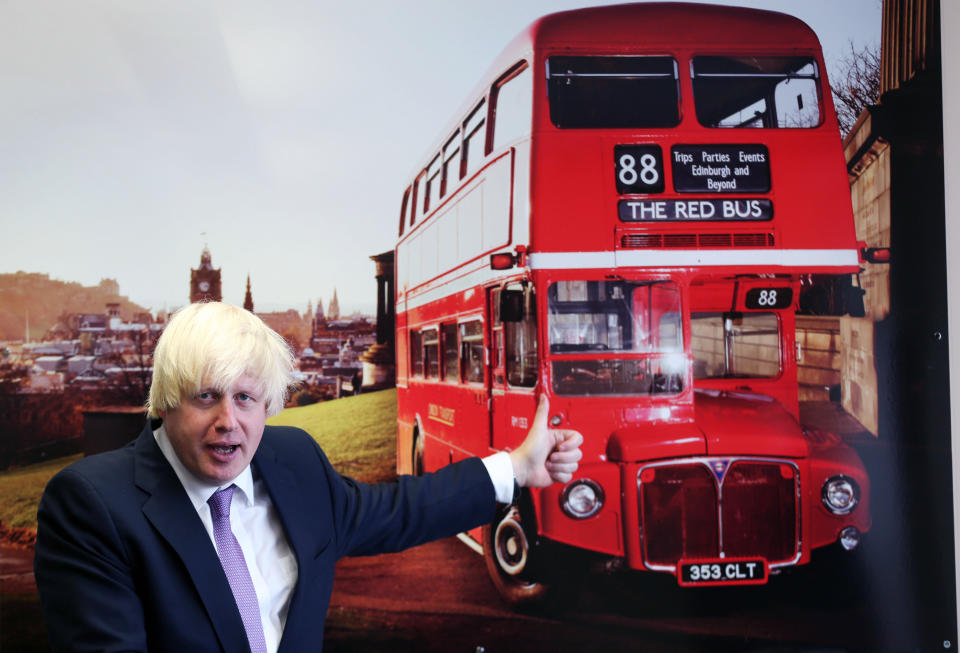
{"left": 0, "top": 0, "right": 882, "bottom": 315}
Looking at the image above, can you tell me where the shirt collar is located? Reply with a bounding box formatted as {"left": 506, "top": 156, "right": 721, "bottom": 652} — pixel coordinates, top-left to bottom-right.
{"left": 153, "top": 423, "right": 256, "bottom": 512}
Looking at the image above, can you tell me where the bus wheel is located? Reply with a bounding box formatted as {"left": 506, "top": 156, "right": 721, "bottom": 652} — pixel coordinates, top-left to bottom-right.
{"left": 482, "top": 505, "right": 575, "bottom": 611}
{"left": 412, "top": 429, "right": 424, "bottom": 476}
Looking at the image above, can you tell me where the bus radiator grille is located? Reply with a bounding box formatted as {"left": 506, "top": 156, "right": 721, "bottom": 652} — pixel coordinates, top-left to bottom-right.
{"left": 639, "top": 460, "right": 798, "bottom": 567}
{"left": 619, "top": 233, "right": 775, "bottom": 249}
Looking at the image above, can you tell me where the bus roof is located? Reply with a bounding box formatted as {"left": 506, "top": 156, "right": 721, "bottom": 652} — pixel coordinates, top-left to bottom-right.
{"left": 526, "top": 3, "right": 820, "bottom": 51}
{"left": 403, "top": 2, "right": 824, "bottom": 200}
{"left": 417, "top": 3, "right": 820, "bottom": 151}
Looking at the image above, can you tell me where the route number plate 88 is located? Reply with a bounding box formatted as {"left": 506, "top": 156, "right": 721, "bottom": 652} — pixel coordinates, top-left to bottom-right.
{"left": 678, "top": 559, "right": 768, "bottom": 586}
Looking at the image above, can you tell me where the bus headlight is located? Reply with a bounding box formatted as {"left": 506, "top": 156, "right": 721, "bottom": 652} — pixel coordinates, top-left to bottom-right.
{"left": 821, "top": 475, "right": 859, "bottom": 514}
{"left": 560, "top": 479, "right": 604, "bottom": 519}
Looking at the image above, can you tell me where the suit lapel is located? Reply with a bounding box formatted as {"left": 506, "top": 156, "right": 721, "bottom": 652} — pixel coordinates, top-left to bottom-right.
{"left": 132, "top": 425, "right": 250, "bottom": 653}
{"left": 251, "top": 436, "right": 311, "bottom": 555}
{"left": 253, "top": 427, "right": 320, "bottom": 572}
{"left": 254, "top": 432, "right": 331, "bottom": 652}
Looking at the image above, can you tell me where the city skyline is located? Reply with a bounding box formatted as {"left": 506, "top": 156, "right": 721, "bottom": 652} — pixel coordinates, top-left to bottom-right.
{"left": 0, "top": 264, "right": 361, "bottom": 320}
{"left": 1, "top": 0, "right": 882, "bottom": 315}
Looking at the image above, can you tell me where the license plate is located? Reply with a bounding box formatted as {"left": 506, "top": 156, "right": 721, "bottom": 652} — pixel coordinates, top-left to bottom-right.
{"left": 678, "top": 559, "right": 768, "bottom": 586}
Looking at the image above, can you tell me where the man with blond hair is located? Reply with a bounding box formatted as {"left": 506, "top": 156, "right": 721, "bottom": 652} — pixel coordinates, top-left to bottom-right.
{"left": 34, "top": 301, "right": 582, "bottom": 652}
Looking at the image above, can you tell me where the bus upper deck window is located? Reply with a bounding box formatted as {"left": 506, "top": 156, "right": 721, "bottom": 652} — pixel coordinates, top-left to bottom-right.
{"left": 692, "top": 56, "right": 821, "bottom": 128}
{"left": 492, "top": 64, "right": 532, "bottom": 151}
{"left": 398, "top": 187, "right": 410, "bottom": 237}
{"left": 546, "top": 56, "right": 679, "bottom": 129}
{"left": 425, "top": 155, "right": 442, "bottom": 213}
{"left": 441, "top": 132, "right": 461, "bottom": 196}
{"left": 463, "top": 100, "right": 487, "bottom": 178}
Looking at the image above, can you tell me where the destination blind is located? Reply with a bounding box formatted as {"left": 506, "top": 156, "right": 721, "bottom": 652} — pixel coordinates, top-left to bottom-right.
{"left": 672, "top": 144, "right": 770, "bottom": 193}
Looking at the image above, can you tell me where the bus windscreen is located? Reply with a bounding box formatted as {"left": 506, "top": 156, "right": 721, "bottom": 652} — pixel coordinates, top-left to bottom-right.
{"left": 548, "top": 280, "right": 685, "bottom": 396}
{"left": 546, "top": 56, "right": 680, "bottom": 128}
{"left": 691, "top": 312, "right": 780, "bottom": 378}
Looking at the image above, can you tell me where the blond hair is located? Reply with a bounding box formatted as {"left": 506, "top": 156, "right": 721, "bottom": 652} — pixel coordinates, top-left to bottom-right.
{"left": 146, "top": 302, "right": 295, "bottom": 418}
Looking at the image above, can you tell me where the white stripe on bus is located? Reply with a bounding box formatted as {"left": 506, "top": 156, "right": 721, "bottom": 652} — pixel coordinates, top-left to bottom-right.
{"left": 529, "top": 249, "right": 860, "bottom": 269}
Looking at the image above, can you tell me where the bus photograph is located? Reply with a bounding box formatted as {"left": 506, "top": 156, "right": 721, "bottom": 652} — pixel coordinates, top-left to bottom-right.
{"left": 1, "top": 0, "right": 953, "bottom": 651}
{"left": 393, "top": 2, "right": 875, "bottom": 607}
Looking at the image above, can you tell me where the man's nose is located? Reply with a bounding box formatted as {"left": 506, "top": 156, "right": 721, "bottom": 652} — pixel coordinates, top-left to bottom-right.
{"left": 214, "top": 399, "right": 239, "bottom": 431}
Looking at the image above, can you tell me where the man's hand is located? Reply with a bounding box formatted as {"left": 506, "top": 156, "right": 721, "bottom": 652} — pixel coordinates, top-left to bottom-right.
{"left": 509, "top": 395, "right": 583, "bottom": 488}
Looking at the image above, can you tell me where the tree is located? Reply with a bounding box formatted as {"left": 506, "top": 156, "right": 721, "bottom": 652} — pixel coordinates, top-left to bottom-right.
{"left": 830, "top": 41, "right": 882, "bottom": 136}
{"left": 99, "top": 329, "right": 154, "bottom": 407}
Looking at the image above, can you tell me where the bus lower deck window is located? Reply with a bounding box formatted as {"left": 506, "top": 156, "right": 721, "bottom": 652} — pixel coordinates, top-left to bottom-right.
{"left": 442, "top": 323, "right": 458, "bottom": 380}
{"left": 505, "top": 287, "right": 538, "bottom": 387}
{"left": 460, "top": 321, "right": 484, "bottom": 383}
{"left": 410, "top": 330, "right": 423, "bottom": 377}
{"left": 423, "top": 329, "right": 439, "bottom": 378}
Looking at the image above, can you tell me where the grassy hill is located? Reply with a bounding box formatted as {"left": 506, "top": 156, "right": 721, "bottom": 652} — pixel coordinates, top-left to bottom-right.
{"left": 0, "top": 389, "right": 398, "bottom": 535}
{"left": 0, "top": 271, "right": 150, "bottom": 341}
{"left": 0, "top": 454, "right": 82, "bottom": 534}
{"left": 267, "top": 388, "right": 397, "bottom": 484}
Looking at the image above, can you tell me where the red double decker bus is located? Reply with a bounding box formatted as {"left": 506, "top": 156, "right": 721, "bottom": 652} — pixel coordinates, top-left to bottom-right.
{"left": 394, "top": 2, "right": 871, "bottom": 605}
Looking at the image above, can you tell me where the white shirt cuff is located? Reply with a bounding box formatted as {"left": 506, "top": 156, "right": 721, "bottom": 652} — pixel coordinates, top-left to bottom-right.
{"left": 481, "top": 451, "right": 516, "bottom": 504}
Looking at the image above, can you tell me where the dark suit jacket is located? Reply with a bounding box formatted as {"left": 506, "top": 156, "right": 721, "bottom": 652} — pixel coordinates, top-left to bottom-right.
{"left": 34, "top": 423, "right": 496, "bottom": 652}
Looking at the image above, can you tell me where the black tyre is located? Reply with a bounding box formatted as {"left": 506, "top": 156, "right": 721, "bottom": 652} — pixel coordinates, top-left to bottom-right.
{"left": 482, "top": 501, "right": 583, "bottom": 612}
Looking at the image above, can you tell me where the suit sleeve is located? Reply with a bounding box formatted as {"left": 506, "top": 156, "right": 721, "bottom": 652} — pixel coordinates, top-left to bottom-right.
{"left": 34, "top": 468, "right": 147, "bottom": 653}
{"left": 308, "top": 441, "right": 496, "bottom": 558}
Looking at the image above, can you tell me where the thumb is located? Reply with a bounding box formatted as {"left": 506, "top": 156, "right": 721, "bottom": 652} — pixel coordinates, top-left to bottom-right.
{"left": 532, "top": 394, "right": 550, "bottom": 431}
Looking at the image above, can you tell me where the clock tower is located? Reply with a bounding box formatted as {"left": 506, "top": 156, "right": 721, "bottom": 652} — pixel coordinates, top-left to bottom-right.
{"left": 190, "top": 245, "right": 222, "bottom": 303}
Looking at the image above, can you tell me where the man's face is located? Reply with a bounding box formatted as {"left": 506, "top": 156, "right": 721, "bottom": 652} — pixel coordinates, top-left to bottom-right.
{"left": 160, "top": 374, "right": 267, "bottom": 485}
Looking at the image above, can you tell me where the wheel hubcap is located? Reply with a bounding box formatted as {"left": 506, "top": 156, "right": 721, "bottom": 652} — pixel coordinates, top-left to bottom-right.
{"left": 494, "top": 510, "right": 528, "bottom": 576}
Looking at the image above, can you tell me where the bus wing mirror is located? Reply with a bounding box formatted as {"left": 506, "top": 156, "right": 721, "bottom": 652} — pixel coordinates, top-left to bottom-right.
{"left": 500, "top": 289, "right": 524, "bottom": 322}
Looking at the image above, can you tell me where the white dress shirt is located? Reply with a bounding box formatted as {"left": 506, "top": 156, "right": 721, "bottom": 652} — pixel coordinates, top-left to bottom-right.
{"left": 154, "top": 425, "right": 515, "bottom": 653}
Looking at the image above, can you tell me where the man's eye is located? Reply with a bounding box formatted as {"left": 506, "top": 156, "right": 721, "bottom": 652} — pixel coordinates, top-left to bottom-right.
{"left": 237, "top": 393, "right": 255, "bottom": 402}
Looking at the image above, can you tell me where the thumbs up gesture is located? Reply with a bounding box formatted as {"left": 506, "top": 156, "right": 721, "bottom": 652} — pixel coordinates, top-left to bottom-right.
{"left": 508, "top": 396, "right": 583, "bottom": 488}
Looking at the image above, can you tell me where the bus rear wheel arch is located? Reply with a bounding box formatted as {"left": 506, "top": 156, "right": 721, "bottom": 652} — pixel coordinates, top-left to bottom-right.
{"left": 412, "top": 428, "right": 425, "bottom": 476}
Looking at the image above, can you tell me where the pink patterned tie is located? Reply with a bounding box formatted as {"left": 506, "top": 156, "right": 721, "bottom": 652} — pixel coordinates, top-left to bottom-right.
{"left": 208, "top": 485, "right": 267, "bottom": 653}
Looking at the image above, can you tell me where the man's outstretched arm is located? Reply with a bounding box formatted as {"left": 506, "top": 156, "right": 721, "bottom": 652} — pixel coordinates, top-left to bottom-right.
{"left": 330, "top": 395, "right": 581, "bottom": 556}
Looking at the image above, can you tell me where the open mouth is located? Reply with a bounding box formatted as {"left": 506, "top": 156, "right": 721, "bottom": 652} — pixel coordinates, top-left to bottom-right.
{"left": 210, "top": 445, "right": 239, "bottom": 455}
